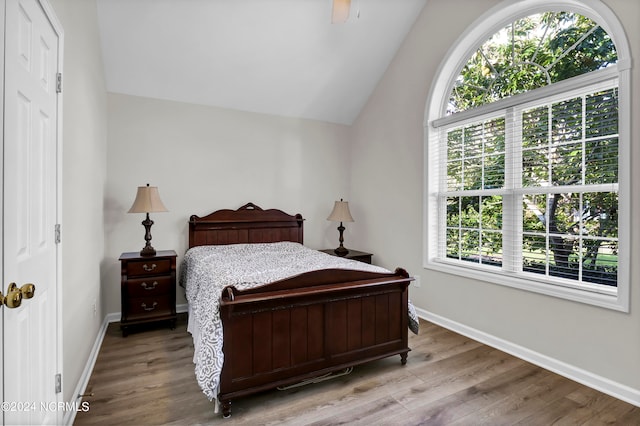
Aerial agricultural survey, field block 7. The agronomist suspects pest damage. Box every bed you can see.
[180,202,414,417]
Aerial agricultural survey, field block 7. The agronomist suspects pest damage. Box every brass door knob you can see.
[21,283,35,299]
[4,284,22,308]
[1,283,36,309]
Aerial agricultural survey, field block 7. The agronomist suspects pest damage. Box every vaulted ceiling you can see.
[96,0,427,124]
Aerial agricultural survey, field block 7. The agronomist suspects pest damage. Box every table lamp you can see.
[127,183,168,256]
[327,198,354,256]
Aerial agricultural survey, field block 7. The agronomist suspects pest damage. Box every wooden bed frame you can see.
[188,202,413,417]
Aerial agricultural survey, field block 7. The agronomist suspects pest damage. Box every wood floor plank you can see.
[73,314,640,425]
[450,368,582,425]
[397,362,544,424]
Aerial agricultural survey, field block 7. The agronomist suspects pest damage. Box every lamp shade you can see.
[127,184,168,214]
[331,0,351,23]
[327,199,354,223]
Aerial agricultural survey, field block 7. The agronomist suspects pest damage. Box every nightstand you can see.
[119,250,177,336]
[320,248,373,264]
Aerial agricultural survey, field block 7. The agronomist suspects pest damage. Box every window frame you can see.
[424,0,631,312]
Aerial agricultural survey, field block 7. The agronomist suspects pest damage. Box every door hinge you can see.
[55,224,61,244]
[56,73,62,93]
[55,373,62,393]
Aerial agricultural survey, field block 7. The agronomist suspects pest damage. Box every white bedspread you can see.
[179,241,412,401]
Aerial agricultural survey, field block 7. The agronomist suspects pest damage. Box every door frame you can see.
[1,0,64,417]
[0,0,5,411]
[40,0,65,409]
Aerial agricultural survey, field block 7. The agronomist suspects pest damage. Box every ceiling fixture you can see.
[332,0,351,23]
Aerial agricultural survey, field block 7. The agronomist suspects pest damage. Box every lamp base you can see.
[333,222,349,256]
[140,213,157,256]
[140,244,157,257]
[333,246,349,256]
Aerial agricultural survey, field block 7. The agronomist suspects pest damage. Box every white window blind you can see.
[435,78,619,293]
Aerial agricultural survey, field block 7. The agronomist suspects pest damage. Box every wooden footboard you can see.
[218,268,413,417]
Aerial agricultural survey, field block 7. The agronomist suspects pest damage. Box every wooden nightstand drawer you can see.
[126,297,172,320]
[127,259,171,277]
[127,276,172,298]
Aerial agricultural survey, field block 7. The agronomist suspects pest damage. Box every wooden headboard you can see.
[188,202,304,248]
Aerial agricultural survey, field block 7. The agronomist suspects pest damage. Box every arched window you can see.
[425,0,631,311]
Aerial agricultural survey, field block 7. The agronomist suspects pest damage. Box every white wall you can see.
[350,0,640,401]
[104,93,352,313]
[48,0,108,405]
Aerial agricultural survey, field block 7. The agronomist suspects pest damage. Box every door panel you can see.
[3,0,60,424]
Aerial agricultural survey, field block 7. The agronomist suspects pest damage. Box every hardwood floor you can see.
[73,314,640,425]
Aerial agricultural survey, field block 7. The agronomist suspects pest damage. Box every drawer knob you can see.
[141,302,158,311]
[141,281,158,290]
[142,263,157,272]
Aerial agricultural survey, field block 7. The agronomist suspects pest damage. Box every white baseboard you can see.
[63,314,112,426]
[415,307,640,408]
[63,303,190,425]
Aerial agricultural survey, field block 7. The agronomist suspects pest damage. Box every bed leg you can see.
[400,352,408,365]
[221,400,231,418]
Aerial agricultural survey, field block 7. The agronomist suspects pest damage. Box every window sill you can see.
[424,259,628,312]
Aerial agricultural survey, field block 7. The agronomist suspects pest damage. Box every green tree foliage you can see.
[449,12,617,114]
